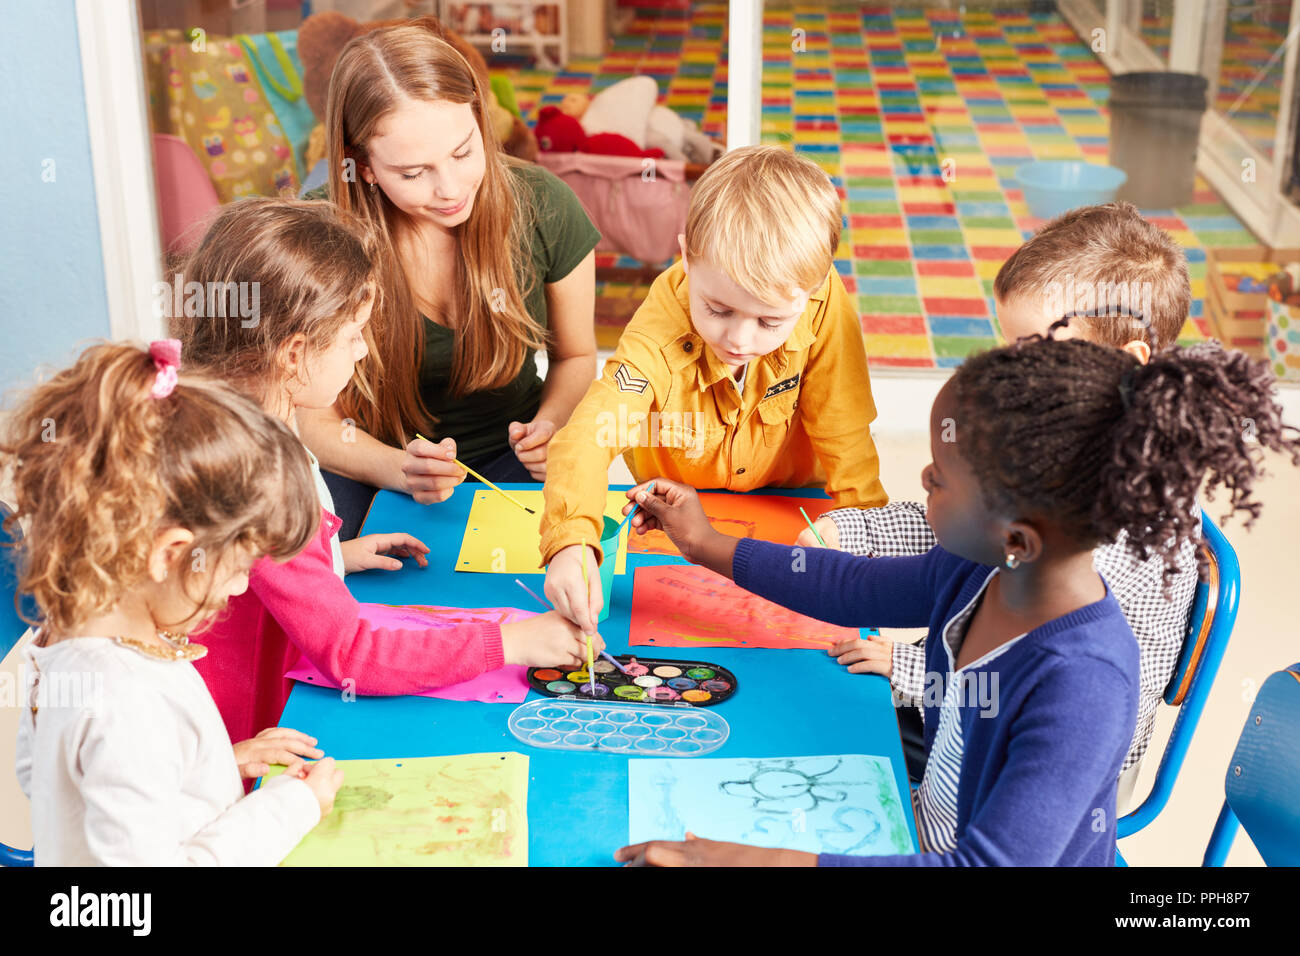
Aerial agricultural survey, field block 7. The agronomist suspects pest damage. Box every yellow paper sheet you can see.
[455,488,630,574]
[266,753,528,867]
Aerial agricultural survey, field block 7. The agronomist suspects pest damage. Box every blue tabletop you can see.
[280,484,919,865]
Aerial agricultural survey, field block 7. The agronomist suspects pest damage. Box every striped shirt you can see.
[914,568,1027,852]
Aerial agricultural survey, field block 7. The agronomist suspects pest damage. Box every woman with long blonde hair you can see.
[300,17,600,537]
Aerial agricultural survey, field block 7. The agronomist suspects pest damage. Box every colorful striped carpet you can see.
[506,3,1259,368]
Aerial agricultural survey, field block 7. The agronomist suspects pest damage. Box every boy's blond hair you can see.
[994,201,1191,352]
[684,145,841,305]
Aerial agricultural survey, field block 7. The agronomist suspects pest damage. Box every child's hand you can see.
[623,479,714,563]
[401,435,465,504]
[232,727,324,779]
[544,544,604,634]
[615,832,816,867]
[830,635,893,676]
[507,419,556,481]
[795,515,839,549]
[301,757,345,817]
[501,610,605,668]
[340,532,430,573]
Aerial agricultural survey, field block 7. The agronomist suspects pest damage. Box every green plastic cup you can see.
[597,515,620,623]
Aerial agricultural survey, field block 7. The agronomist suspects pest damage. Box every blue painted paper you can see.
[628,755,915,857]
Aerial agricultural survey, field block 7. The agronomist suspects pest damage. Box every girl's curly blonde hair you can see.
[1,342,319,636]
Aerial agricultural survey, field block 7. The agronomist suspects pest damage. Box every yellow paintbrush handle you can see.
[412,435,534,515]
[581,539,595,688]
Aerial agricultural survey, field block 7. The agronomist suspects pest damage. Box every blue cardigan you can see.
[731,538,1140,866]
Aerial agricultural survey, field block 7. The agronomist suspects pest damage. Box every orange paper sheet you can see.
[627,493,837,556]
[628,564,858,650]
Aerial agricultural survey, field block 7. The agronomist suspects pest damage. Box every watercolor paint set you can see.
[526,655,738,706]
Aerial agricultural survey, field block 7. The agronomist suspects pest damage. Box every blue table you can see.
[280,484,919,865]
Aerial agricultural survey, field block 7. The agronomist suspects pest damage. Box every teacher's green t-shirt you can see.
[306,162,600,462]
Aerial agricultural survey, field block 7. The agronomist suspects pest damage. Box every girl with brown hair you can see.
[3,341,343,864]
[301,17,601,538]
[171,197,599,747]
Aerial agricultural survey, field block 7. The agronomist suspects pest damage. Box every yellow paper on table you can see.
[265,753,528,867]
[456,489,630,574]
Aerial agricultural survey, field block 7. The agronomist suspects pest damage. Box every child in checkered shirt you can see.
[799,202,1199,807]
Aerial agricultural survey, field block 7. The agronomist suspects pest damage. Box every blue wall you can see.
[0,0,111,404]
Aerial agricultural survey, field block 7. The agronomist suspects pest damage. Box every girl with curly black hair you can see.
[612,335,1299,866]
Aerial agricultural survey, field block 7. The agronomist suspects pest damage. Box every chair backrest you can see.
[0,503,35,663]
[151,133,220,257]
[1117,511,1241,838]
[0,504,36,865]
[1203,664,1300,866]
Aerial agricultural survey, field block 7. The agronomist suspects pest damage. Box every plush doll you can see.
[534,106,664,159]
[558,77,723,165]
[297,11,538,162]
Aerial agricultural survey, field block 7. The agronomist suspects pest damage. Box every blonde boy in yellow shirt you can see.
[541,145,888,632]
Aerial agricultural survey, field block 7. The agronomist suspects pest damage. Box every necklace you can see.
[112,629,208,661]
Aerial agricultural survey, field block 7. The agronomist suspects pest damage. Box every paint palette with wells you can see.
[507,698,731,756]
[525,655,738,706]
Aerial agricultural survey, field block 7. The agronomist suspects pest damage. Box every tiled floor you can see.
[506,2,1261,368]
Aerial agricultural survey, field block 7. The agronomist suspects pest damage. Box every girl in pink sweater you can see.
[171,198,601,744]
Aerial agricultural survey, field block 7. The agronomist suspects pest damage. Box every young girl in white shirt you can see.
[2,340,344,865]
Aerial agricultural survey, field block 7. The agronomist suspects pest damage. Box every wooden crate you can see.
[1202,245,1300,358]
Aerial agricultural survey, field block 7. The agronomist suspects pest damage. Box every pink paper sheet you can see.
[284,603,535,704]
[629,565,858,650]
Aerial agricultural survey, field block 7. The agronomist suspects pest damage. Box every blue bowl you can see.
[1014,160,1128,219]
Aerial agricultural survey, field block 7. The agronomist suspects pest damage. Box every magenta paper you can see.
[284,603,535,704]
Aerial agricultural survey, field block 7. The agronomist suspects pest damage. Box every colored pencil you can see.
[414,433,534,514]
[799,506,827,547]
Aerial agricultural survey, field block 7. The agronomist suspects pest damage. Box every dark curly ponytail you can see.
[952,330,1300,584]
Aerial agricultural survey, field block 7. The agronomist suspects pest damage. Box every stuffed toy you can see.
[534,106,664,159]
[297,11,538,162]
[557,77,722,165]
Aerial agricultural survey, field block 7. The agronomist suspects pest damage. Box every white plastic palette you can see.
[507,698,730,756]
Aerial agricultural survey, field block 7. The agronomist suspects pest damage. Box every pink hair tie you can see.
[149,339,182,399]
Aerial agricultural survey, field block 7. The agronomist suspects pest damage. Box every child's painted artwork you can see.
[284,604,533,703]
[268,753,529,866]
[628,755,914,857]
[456,489,631,574]
[628,564,858,650]
[627,493,835,556]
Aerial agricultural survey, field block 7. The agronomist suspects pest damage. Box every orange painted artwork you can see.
[628,564,858,650]
[626,493,838,556]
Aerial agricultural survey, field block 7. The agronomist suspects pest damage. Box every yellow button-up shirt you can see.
[539,260,888,564]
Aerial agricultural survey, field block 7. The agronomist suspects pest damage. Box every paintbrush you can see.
[615,480,656,537]
[514,578,628,675]
[799,505,827,547]
[579,540,596,693]
[414,433,535,515]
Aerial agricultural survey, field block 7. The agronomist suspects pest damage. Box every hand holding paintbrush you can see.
[624,478,739,578]
[401,434,466,505]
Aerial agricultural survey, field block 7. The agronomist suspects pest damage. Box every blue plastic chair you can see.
[1115,511,1241,866]
[1203,663,1300,866]
[0,503,35,866]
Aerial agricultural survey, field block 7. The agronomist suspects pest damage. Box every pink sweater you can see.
[194,506,505,744]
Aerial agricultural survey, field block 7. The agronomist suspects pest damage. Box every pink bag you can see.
[152,134,221,256]
[537,152,691,266]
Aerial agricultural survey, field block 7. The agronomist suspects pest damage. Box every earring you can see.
[1004,554,1020,570]
[368,180,377,194]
